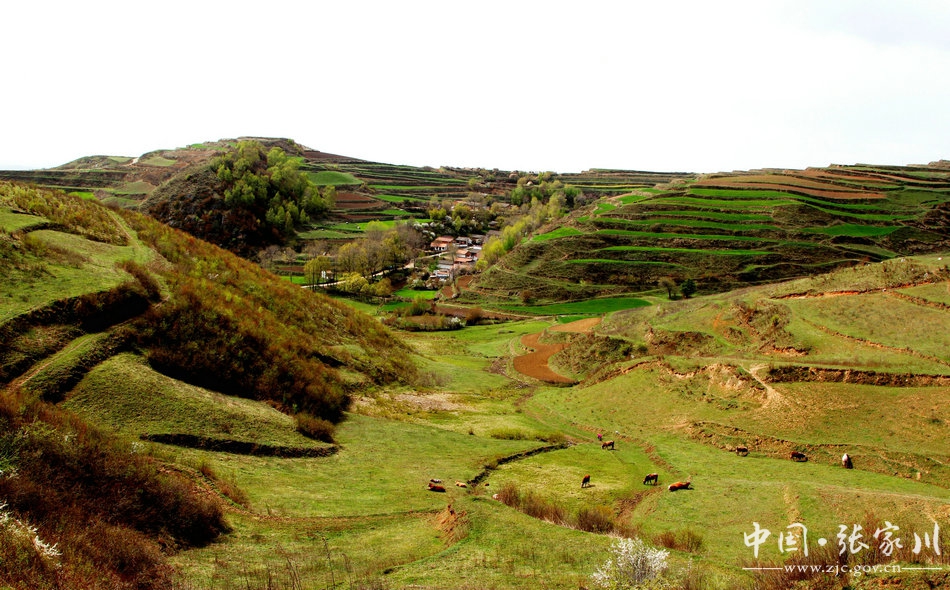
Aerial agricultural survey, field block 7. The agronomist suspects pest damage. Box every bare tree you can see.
[658,277,677,299]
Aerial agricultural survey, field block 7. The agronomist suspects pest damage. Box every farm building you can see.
[430,236,455,252]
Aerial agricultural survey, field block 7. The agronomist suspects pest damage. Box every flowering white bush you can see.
[591,537,670,590]
[0,502,61,561]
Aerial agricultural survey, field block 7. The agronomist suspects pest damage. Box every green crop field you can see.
[394,287,439,299]
[139,155,177,167]
[600,245,773,256]
[308,170,361,186]
[897,281,950,306]
[495,296,651,316]
[0,207,48,232]
[594,228,777,243]
[596,217,781,233]
[529,227,584,242]
[114,180,155,195]
[650,195,800,209]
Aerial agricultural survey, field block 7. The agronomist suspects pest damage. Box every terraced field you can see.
[471,163,950,303]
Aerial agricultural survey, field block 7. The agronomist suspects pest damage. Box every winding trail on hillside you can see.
[2,335,91,396]
[747,363,788,409]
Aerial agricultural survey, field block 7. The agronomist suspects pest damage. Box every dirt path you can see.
[748,363,787,409]
[512,318,601,383]
[512,332,574,384]
[3,335,90,395]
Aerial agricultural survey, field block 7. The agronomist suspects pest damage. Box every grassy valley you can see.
[2,143,950,590]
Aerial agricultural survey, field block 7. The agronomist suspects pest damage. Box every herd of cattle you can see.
[427,439,856,494]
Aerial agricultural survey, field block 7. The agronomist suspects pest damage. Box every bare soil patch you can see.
[512,332,575,384]
[549,317,601,333]
[333,192,386,209]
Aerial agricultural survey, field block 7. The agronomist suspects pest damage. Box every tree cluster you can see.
[212,140,330,235]
[332,221,424,280]
[476,195,566,271]
[148,141,334,257]
[509,173,581,208]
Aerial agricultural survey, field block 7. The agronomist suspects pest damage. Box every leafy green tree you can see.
[680,278,697,298]
[373,277,394,297]
[210,140,327,237]
[339,272,368,294]
[336,242,369,276]
[304,255,332,288]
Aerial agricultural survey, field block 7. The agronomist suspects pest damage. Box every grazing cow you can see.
[842,453,853,469]
[668,481,691,492]
[581,474,591,488]
[790,451,807,462]
[455,481,468,488]
[736,446,749,456]
[427,482,446,492]
[643,473,659,485]
[602,440,615,450]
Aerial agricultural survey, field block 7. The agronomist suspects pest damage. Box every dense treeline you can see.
[212,140,329,230]
[148,140,332,257]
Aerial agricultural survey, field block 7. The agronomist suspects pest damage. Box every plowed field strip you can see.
[512,332,574,384]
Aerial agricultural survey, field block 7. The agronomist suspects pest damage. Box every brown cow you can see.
[842,453,853,469]
[602,440,615,450]
[643,473,659,485]
[668,481,691,491]
[581,474,591,488]
[455,481,468,488]
[790,451,807,462]
[736,446,749,456]
[427,482,446,492]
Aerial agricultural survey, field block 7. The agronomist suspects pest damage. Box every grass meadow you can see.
[307,170,361,186]
[5,179,950,588]
[0,224,154,323]
[163,279,950,587]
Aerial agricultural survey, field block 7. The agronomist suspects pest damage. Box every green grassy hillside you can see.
[3,156,950,589]
[472,164,950,303]
[0,181,422,588]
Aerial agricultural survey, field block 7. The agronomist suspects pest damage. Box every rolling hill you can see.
[2,142,950,589]
[0,181,421,588]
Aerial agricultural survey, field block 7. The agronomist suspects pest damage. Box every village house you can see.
[453,246,480,271]
[429,236,455,252]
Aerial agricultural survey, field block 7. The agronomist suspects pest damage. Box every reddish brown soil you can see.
[512,332,574,384]
[332,192,386,209]
[512,319,600,383]
[549,317,602,333]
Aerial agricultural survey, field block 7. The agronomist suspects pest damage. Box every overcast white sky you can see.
[2,0,949,173]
